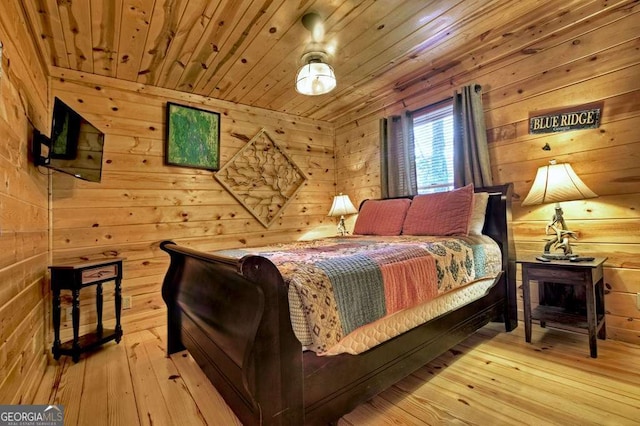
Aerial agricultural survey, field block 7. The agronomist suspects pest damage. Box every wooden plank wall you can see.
[48,68,336,338]
[0,0,50,403]
[334,2,640,344]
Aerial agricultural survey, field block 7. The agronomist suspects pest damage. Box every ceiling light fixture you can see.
[295,13,336,96]
[295,51,336,96]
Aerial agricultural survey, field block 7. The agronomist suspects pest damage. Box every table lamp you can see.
[521,159,597,259]
[328,193,358,236]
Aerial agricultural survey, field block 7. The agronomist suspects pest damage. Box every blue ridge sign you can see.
[529,102,603,134]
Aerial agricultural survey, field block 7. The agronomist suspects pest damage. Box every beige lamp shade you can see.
[328,194,357,217]
[521,160,597,206]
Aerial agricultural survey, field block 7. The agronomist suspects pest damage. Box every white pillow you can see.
[469,192,489,235]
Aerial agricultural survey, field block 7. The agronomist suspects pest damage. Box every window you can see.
[412,100,454,194]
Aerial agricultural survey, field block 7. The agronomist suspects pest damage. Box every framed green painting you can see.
[165,102,220,170]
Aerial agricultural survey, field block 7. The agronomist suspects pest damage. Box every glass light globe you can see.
[295,61,336,95]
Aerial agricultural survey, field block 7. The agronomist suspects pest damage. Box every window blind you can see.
[412,101,454,194]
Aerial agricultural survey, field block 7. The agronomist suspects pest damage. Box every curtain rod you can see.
[411,95,454,115]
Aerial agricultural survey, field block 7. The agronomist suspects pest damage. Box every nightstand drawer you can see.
[525,265,590,284]
[82,264,119,284]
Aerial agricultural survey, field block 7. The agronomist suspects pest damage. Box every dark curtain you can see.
[453,84,493,187]
[380,112,417,198]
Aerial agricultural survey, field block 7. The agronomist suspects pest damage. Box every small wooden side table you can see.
[50,258,124,362]
[519,257,607,358]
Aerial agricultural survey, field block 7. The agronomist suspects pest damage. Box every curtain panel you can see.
[453,84,493,187]
[379,112,417,198]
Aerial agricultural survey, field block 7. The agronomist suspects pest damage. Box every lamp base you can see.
[542,204,579,259]
[541,253,579,260]
[336,216,349,236]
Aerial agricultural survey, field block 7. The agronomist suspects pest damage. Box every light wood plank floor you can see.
[32,322,640,425]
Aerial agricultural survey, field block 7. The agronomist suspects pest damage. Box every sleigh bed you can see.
[160,183,516,425]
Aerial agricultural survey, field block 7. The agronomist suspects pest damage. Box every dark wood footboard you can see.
[160,183,516,425]
[160,242,304,425]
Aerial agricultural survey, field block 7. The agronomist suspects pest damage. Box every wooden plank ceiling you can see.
[23,0,564,122]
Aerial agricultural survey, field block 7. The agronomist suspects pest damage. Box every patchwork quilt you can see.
[215,235,501,354]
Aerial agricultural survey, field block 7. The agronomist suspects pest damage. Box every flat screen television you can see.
[32,97,105,182]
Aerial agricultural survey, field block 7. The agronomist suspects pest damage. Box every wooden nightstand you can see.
[50,258,124,362]
[519,257,607,358]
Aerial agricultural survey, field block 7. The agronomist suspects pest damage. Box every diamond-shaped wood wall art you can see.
[215,129,308,228]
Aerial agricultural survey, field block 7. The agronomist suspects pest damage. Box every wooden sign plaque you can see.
[529,102,603,134]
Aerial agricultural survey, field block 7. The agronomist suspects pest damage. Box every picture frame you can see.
[165,102,220,170]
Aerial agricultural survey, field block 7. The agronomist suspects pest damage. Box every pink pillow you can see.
[353,199,412,236]
[402,184,474,236]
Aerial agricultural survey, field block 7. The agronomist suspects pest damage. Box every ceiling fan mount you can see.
[301,12,322,32]
[296,12,336,96]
